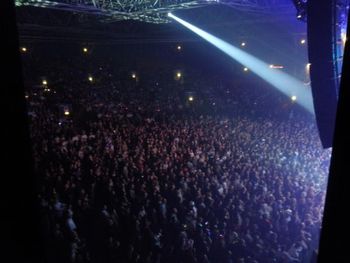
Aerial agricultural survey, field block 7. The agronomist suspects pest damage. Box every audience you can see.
[23,49,330,263]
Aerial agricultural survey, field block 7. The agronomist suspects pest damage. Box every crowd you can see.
[22,47,330,263]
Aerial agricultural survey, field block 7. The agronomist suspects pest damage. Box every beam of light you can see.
[168,13,314,114]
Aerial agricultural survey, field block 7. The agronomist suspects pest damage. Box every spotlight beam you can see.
[168,13,314,114]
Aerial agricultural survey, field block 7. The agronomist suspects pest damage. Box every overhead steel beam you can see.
[15,0,293,23]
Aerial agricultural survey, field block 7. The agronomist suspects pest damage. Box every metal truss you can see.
[15,0,293,24]
[15,0,218,23]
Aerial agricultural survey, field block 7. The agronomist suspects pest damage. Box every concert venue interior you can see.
[4,0,349,262]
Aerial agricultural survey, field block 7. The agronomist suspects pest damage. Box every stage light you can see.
[300,39,306,44]
[177,72,182,78]
[64,110,70,116]
[188,96,194,101]
[341,32,347,45]
[25,95,29,99]
[291,95,297,101]
[88,76,93,82]
[269,64,284,69]
[295,6,307,21]
[241,42,246,47]
[306,63,311,73]
[21,47,27,52]
[177,45,182,50]
[83,47,88,53]
[244,67,248,71]
[132,73,136,79]
[169,14,314,113]
[42,80,47,85]
[168,12,172,17]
